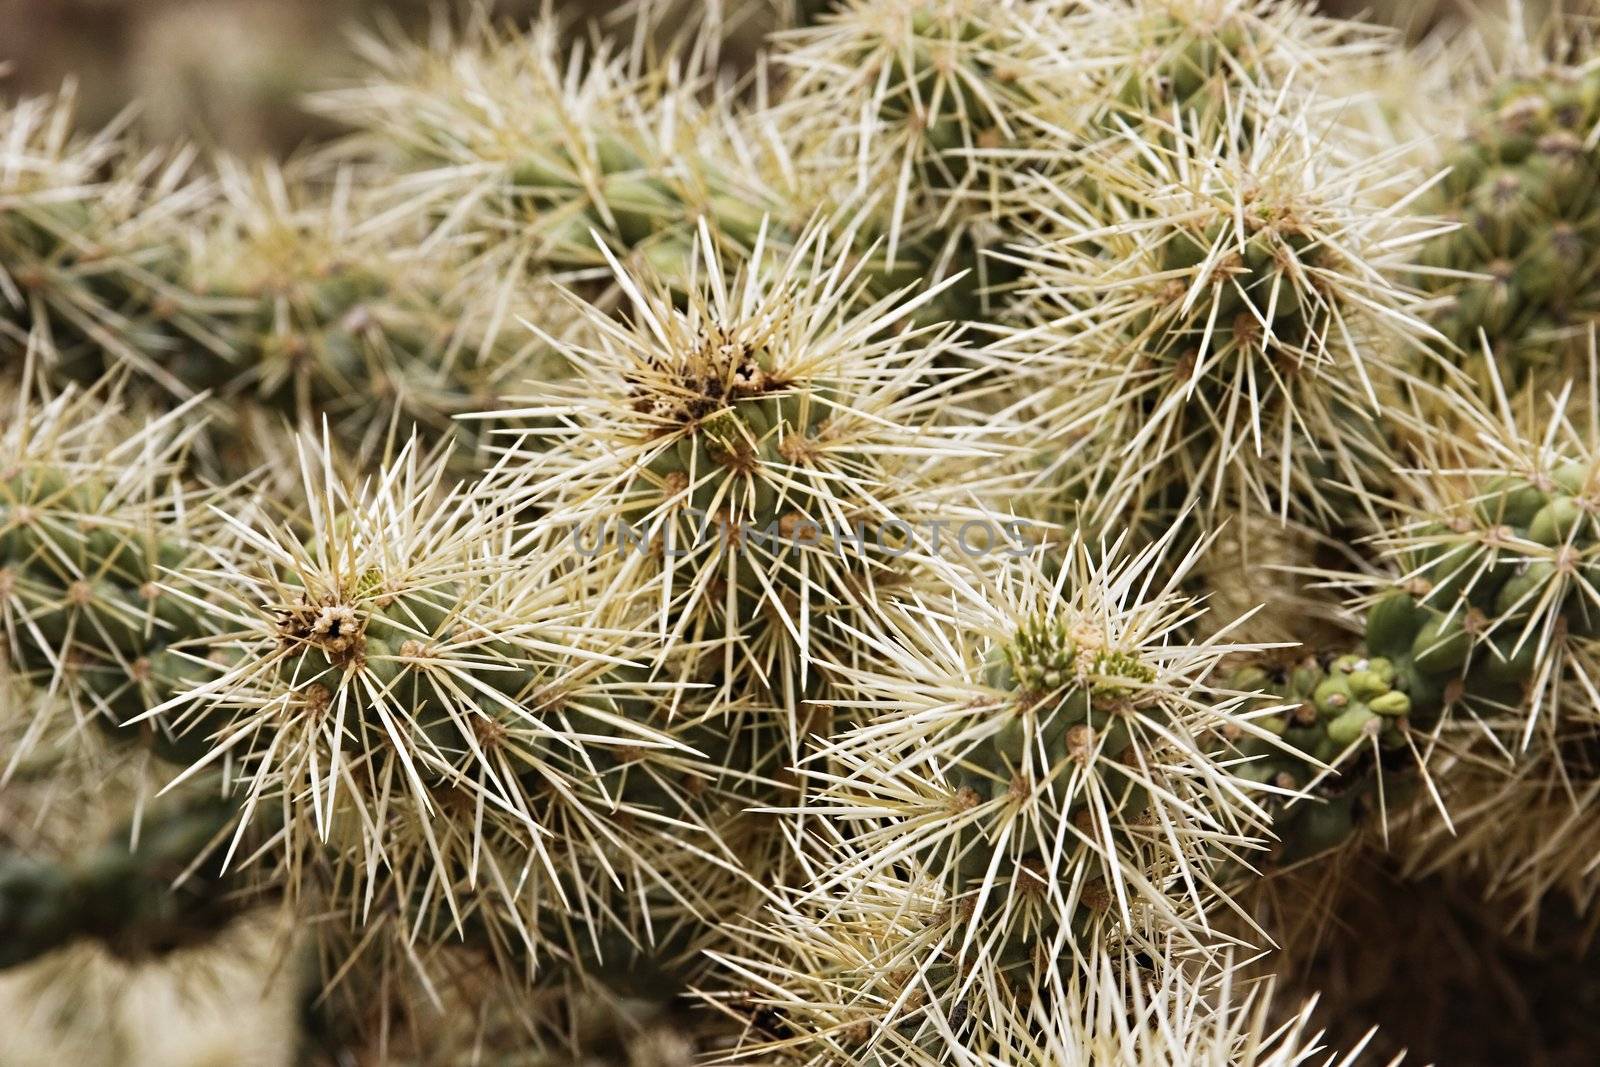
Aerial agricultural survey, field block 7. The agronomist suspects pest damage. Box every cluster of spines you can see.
[146,437,791,995]
[170,160,545,468]
[767,0,1054,315]
[744,531,1280,1060]
[306,14,774,291]
[490,221,1011,712]
[0,382,260,983]
[0,92,555,473]
[710,878,1379,1067]
[992,69,1431,540]
[0,89,210,389]
[0,5,1376,1062]
[0,380,225,765]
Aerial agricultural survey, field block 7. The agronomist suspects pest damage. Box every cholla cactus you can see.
[171,159,548,467]
[775,0,1050,216]
[1217,357,1600,876]
[491,220,1012,711]
[0,671,267,1029]
[711,864,1387,1066]
[12,3,1600,1065]
[0,788,240,969]
[769,0,1054,310]
[1222,651,1414,870]
[994,92,1431,534]
[308,13,771,289]
[707,862,1016,1065]
[1024,0,1393,165]
[0,911,299,1067]
[1415,42,1600,391]
[0,90,205,391]
[0,375,223,766]
[997,949,1394,1067]
[146,439,762,990]
[1364,365,1600,740]
[1394,725,1600,935]
[1344,360,1600,933]
[805,532,1272,998]
[303,925,706,1067]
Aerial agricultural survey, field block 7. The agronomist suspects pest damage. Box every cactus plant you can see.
[0,90,205,392]
[8,4,1600,1066]
[768,0,1055,315]
[0,377,226,765]
[166,159,555,468]
[1214,361,1600,881]
[790,530,1274,1050]
[714,870,1384,1066]
[1071,0,1391,135]
[307,13,773,292]
[992,90,1432,537]
[490,219,1014,713]
[1416,58,1600,392]
[143,439,768,982]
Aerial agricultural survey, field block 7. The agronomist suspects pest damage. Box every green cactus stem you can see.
[1417,64,1600,391]
[1224,457,1600,868]
[0,791,242,969]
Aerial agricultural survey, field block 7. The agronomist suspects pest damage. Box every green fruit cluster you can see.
[0,795,238,968]
[987,616,1155,733]
[1418,66,1600,390]
[1226,461,1600,866]
[1373,459,1600,686]
[1227,654,1412,867]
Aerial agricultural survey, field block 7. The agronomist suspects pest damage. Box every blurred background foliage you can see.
[0,0,551,155]
[0,0,1572,158]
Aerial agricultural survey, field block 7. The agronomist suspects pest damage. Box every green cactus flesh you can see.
[942,616,1162,962]
[1418,66,1600,389]
[1108,15,1257,136]
[0,794,240,968]
[0,188,190,387]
